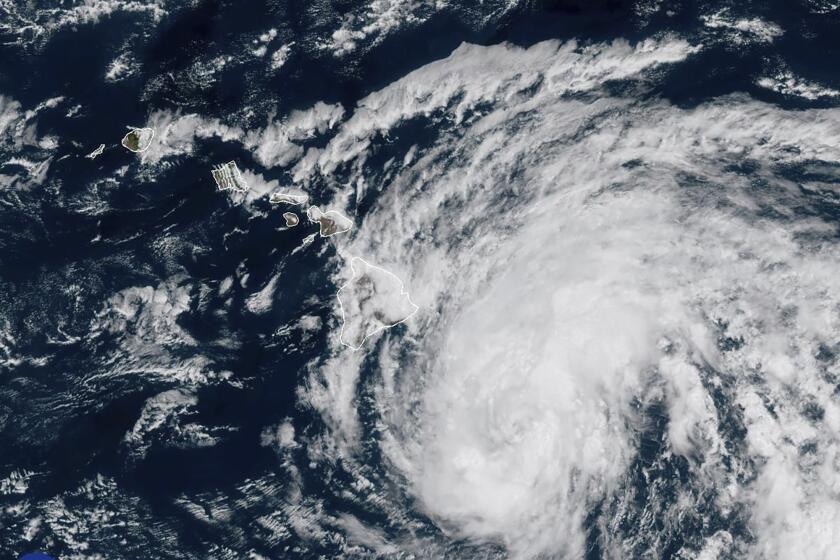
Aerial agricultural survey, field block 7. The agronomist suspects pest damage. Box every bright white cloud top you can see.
[296,36,840,559]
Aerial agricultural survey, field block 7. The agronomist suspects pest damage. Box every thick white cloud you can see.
[137,102,345,181]
[0,95,62,189]
[140,111,243,165]
[122,388,198,459]
[757,69,840,100]
[295,35,840,558]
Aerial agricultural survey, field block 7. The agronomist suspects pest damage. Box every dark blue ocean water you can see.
[2,1,840,558]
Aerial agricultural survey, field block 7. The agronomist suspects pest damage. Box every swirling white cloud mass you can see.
[5,9,840,556]
[297,36,840,558]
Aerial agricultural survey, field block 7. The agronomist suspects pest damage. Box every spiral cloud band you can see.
[298,36,840,559]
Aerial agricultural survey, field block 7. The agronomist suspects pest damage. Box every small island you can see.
[306,205,353,237]
[121,127,155,153]
[283,212,299,227]
[211,161,249,193]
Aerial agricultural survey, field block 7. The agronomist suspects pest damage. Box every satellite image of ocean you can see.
[3,1,840,558]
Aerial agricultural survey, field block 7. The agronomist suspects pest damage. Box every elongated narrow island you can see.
[85,144,105,159]
[269,191,308,205]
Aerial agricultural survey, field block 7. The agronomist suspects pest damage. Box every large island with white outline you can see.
[337,257,418,350]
